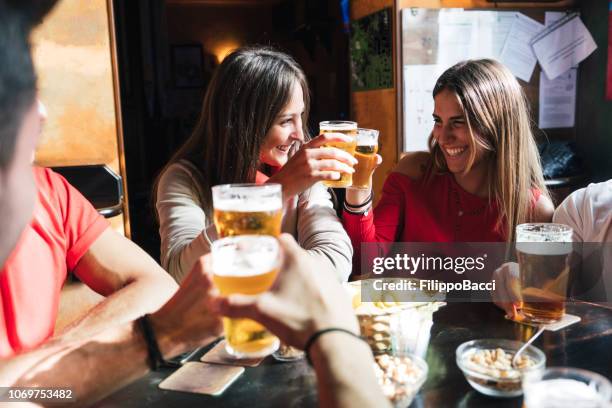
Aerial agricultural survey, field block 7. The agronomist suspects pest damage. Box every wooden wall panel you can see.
[351,0,397,204]
[352,89,398,198]
[30,0,129,236]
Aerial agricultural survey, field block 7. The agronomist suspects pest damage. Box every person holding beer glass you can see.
[155,47,355,283]
[343,59,554,276]
[495,180,612,319]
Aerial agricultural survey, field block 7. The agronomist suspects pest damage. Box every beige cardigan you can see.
[156,160,353,283]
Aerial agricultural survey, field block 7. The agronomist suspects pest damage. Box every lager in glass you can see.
[212,183,282,237]
[319,120,358,188]
[211,235,280,358]
[352,128,379,189]
[516,223,573,324]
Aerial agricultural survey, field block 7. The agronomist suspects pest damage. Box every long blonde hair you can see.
[427,59,549,242]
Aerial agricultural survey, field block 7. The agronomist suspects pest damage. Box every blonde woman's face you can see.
[432,88,487,174]
[259,82,305,168]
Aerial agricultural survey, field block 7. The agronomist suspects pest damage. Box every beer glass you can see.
[352,128,379,189]
[319,120,358,188]
[515,223,573,324]
[211,235,280,358]
[523,367,612,407]
[212,183,282,238]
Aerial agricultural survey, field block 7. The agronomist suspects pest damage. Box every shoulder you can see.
[553,180,612,225]
[157,161,202,199]
[532,192,554,222]
[393,151,431,181]
[33,167,86,208]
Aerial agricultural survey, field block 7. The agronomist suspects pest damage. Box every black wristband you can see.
[344,192,373,209]
[138,315,180,370]
[304,328,366,366]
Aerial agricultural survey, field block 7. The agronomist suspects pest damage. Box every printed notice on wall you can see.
[499,13,543,82]
[538,12,578,129]
[531,13,597,80]
[539,68,577,129]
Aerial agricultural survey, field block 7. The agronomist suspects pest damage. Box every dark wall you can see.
[577,0,612,182]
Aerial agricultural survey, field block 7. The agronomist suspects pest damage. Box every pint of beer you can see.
[516,223,573,324]
[211,235,280,358]
[319,120,358,188]
[352,128,379,189]
[212,183,282,238]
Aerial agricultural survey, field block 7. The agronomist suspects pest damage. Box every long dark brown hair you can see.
[427,59,549,242]
[155,46,310,209]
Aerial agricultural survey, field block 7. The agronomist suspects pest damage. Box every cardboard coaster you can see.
[200,340,265,367]
[506,313,581,331]
[159,362,244,396]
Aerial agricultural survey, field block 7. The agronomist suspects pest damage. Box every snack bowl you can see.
[456,339,546,398]
[373,352,428,407]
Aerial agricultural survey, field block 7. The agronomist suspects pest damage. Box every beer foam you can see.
[321,123,357,131]
[214,197,282,212]
[516,242,573,256]
[524,379,606,408]
[212,238,278,277]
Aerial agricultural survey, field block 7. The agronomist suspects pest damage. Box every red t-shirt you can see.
[0,167,109,357]
[343,172,540,275]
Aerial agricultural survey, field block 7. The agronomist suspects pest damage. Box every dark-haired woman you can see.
[155,47,355,282]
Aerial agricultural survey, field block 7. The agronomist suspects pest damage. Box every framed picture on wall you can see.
[171,44,205,88]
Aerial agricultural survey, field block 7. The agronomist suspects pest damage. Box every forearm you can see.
[311,333,388,408]
[0,321,150,406]
[60,273,177,341]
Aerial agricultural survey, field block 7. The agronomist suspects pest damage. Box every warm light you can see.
[213,41,240,63]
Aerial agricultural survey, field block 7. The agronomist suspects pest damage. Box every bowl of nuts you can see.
[456,339,546,398]
[373,352,428,407]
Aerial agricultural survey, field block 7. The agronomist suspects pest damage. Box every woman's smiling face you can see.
[259,82,305,168]
[432,88,487,174]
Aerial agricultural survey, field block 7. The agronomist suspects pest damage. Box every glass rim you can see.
[525,366,612,398]
[516,223,573,237]
[211,235,280,275]
[357,127,380,134]
[211,234,279,248]
[212,183,282,194]
[538,367,612,383]
[319,120,358,130]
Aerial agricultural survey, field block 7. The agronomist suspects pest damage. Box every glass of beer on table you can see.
[211,235,280,358]
[352,128,379,189]
[319,120,358,188]
[212,183,282,237]
[515,223,573,324]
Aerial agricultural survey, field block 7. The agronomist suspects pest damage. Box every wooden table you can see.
[94,302,612,407]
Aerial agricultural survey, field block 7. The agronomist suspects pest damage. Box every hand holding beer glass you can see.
[515,223,573,324]
[319,121,358,188]
[212,184,283,237]
[211,235,281,358]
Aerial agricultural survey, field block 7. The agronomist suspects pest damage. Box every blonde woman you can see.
[343,59,554,273]
[155,47,354,283]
